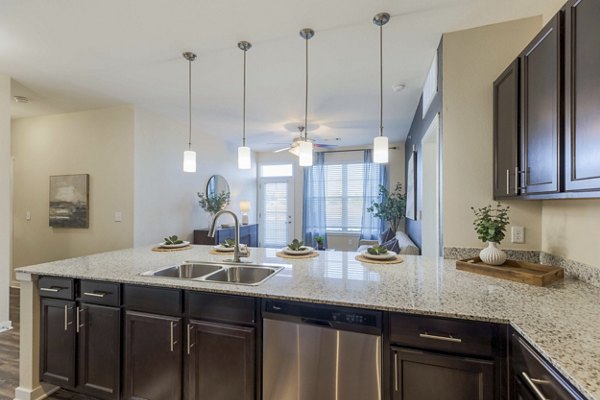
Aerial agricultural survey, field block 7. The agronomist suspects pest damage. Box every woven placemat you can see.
[355,254,404,264]
[276,251,320,259]
[152,245,193,252]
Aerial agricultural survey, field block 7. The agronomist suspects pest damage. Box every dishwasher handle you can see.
[301,317,334,328]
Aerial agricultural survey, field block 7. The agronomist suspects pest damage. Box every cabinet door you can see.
[564,0,600,191]
[77,304,121,400]
[494,60,520,198]
[124,311,182,400]
[185,320,255,400]
[391,347,494,400]
[40,298,76,388]
[521,14,562,195]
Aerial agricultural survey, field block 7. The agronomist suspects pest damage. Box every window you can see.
[319,163,381,233]
[260,164,293,177]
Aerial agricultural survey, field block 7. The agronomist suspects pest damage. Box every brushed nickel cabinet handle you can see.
[76,307,85,333]
[41,287,62,293]
[187,324,195,355]
[419,332,462,343]
[521,371,548,400]
[83,291,107,298]
[170,321,178,352]
[63,305,73,331]
[506,169,510,195]
[393,352,399,392]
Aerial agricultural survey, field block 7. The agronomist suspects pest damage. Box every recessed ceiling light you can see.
[13,95,30,103]
[392,83,406,92]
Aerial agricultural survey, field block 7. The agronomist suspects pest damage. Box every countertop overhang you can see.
[16,245,600,399]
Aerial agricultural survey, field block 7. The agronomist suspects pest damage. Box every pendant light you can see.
[237,41,252,170]
[182,51,197,172]
[373,13,390,164]
[299,28,314,167]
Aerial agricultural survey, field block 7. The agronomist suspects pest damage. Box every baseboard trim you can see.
[14,383,59,400]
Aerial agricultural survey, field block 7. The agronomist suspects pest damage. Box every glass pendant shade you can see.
[373,136,389,164]
[238,146,251,169]
[298,141,313,166]
[183,150,197,172]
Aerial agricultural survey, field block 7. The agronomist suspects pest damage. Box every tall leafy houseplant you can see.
[197,191,230,215]
[471,203,510,265]
[367,183,406,233]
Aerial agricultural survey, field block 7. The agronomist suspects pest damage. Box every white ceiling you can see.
[2,0,549,151]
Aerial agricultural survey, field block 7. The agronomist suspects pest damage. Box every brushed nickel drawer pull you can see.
[521,371,548,400]
[41,287,62,293]
[83,291,107,298]
[419,332,462,343]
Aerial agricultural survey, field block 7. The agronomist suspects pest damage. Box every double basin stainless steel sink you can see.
[141,261,284,286]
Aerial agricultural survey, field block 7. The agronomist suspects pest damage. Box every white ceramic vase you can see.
[479,242,507,265]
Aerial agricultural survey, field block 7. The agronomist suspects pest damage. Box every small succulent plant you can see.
[287,239,306,251]
[220,238,235,248]
[367,245,389,255]
[164,235,183,245]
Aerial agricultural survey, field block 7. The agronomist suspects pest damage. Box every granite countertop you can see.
[16,245,600,399]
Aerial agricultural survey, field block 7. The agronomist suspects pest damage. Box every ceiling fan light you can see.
[183,150,197,172]
[299,141,313,166]
[238,146,251,169]
[373,136,388,164]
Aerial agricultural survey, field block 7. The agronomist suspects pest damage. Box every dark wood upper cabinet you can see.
[123,310,183,400]
[77,303,121,400]
[564,0,600,191]
[493,60,520,199]
[521,13,563,195]
[391,347,494,400]
[185,319,255,400]
[40,298,77,388]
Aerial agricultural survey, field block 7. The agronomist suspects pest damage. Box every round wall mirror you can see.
[206,175,230,202]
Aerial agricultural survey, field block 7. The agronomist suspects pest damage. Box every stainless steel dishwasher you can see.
[262,300,382,400]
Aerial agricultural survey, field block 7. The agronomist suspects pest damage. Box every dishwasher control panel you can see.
[263,299,382,334]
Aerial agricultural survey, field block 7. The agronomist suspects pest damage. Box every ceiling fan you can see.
[272,126,338,155]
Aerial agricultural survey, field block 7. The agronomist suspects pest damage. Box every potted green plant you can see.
[366,183,406,233]
[197,190,230,226]
[471,203,510,265]
[314,235,325,250]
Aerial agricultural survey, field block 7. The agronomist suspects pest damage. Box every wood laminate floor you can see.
[0,288,98,400]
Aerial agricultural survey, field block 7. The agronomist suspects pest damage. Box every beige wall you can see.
[542,200,600,267]
[11,106,135,278]
[442,17,544,250]
[133,108,257,246]
[0,74,11,328]
[256,145,404,251]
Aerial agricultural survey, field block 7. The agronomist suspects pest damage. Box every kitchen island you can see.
[14,245,600,400]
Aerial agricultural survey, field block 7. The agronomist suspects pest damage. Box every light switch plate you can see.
[114,211,123,222]
[26,211,31,221]
[511,226,525,243]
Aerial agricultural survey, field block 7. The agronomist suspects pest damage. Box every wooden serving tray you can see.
[455,257,563,286]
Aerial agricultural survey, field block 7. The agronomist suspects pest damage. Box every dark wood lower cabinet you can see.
[124,311,183,400]
[41,298,77,388]
[77,304,121,400]
[185,319,255,400]
[391,347,494,400]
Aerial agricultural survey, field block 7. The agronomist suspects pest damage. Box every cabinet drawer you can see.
[511,333,584,399]
[390,313,494,357]
[123,285,182,315]
[39,277,74,300]
[186,291,256,325]
[78,280,121,307]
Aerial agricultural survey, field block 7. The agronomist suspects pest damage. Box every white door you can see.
[259,177,294,248]
[421,114,442,257]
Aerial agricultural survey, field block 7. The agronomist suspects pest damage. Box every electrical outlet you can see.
[511,226,525,244]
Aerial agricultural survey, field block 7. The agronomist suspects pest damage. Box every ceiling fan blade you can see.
[315,144,338,149]
[274,147,292,153]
